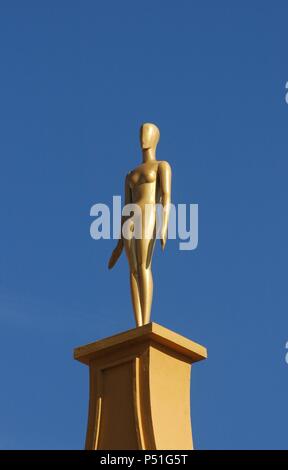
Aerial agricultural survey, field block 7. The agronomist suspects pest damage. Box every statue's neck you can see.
[142,148,156,163]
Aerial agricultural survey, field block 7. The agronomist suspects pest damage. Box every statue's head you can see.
[140,123,160,150]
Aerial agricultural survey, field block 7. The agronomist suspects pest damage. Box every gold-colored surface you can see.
[74,323,207,450]
[108,123,172,327]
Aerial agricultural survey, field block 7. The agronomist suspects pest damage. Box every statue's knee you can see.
[130,268,138,277]
[139,262,149,272]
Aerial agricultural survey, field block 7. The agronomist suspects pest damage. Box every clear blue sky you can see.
[0,1,287,450]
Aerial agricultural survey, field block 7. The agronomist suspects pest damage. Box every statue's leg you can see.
[124,234,142,327]
[138,263,153,325]
[135,208,156,325]
[130,270,142,327]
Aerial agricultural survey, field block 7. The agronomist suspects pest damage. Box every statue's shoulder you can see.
[127,162,142,175]
[158,160,171,172]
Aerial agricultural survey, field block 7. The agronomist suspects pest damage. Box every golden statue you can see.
[108,123,172,327]
[75,128,207,450]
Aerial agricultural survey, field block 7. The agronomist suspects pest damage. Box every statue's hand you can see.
[108,241,123,269]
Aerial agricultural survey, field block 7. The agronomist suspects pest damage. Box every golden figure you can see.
[108,123,172,327]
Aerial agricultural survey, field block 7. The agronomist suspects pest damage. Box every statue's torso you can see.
[128,161,161,205]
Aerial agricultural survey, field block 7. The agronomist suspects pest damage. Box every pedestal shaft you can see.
[74,323,207,450]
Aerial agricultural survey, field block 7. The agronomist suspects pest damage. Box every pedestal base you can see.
[74,322,207,450]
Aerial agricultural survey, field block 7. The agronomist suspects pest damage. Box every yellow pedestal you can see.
[74,322,207,450]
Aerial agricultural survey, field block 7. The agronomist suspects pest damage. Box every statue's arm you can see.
[108,174,131,269]
[158,161,172,250]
